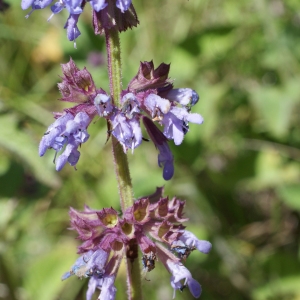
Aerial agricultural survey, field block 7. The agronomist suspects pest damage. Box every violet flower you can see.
[64,13,81,42]
[169,262,202,299]
[94,94,114,117]
[39,59,109,171]
[144,93,171,119]
[85,275,117,300]
[120,92,141,119]
[63,188,211,299]
[62,248,117,300]
[39,59,203,180]
[167,88,199,108]
[156,243,202,299]
[178,230,212,254]
[110,113,142,152]
[142,116,174,180]
[39,111,91,170]
[128,61,204,147]
[98,276,117,300]
[162,107,204,145]
[22,0,139,42]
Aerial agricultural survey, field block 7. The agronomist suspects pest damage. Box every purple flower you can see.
[61,251,93,280]
[144,93,170,118]
[120,93,141,119]
[39,59,203,180]
[169,262,202,299]
[85,250,114,300]
[89,0,107,12]
[65,189,211,299]
[127,61,203,150]
[167,88,199,108]
[178,230,212,254]
[98,275,117,300]
[49,0,64,14]
[156,243,202,299]
[61,249,108,281]
[39,111,91,171]
[157,142,174,181]
[94,94,114,117]
[39,113,72,156]
[86,277,102,300]
[86,275,117,300]
[142,116,174,180]
[110,113,142,152]
[115,0,130,13]
[22,0,139,41]
[161,107,203,145]
[62,249,117,300]
[64,0,83,14]
[64,14,81,44]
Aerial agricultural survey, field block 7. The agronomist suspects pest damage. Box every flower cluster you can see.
[62,188,211,299]
[21,0,138,42]
[39,59,203,180]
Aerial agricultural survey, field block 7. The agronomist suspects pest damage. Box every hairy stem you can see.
[105,28,122,108]
[126,258,143,300]
[105,27,133,211]
[105,27,143,300]
[111,135,134,212]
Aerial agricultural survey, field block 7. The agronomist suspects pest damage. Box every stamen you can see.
[53,151,58,164]
[73,28,77,49]
[25,9,34,18]
[47,13,54,22]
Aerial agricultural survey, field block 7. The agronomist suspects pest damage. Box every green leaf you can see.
[252,275,300,300]
[249,79,300,138]
[23,240,83,300]
[279,185,300,211]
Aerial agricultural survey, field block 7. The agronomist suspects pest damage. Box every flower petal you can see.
[116,0,131,12]
[180,230,212,254]
[187,277,202,298]
[64,14,81,41]
[21,0,34,9]
[90,0,107,12]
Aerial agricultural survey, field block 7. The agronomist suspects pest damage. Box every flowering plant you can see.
[39,59,203,180]
[20,0,212,298]
[62,190,211,299]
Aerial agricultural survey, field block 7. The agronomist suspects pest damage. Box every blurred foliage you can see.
[1,0,300,299]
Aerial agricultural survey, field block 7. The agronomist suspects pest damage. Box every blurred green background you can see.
[1,0,300,299]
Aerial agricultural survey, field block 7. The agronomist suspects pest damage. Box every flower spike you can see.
[62,190,211,299]
[39,59,203,179]
[22,0,139,41]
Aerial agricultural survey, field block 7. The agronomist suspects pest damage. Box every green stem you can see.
[105,28,143,300]
[105,27,133,211]
[126,258,143,300]
[105,28,122,108]
[111,135,134,212]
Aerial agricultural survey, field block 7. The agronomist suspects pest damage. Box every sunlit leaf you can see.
[279,185,300,211]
